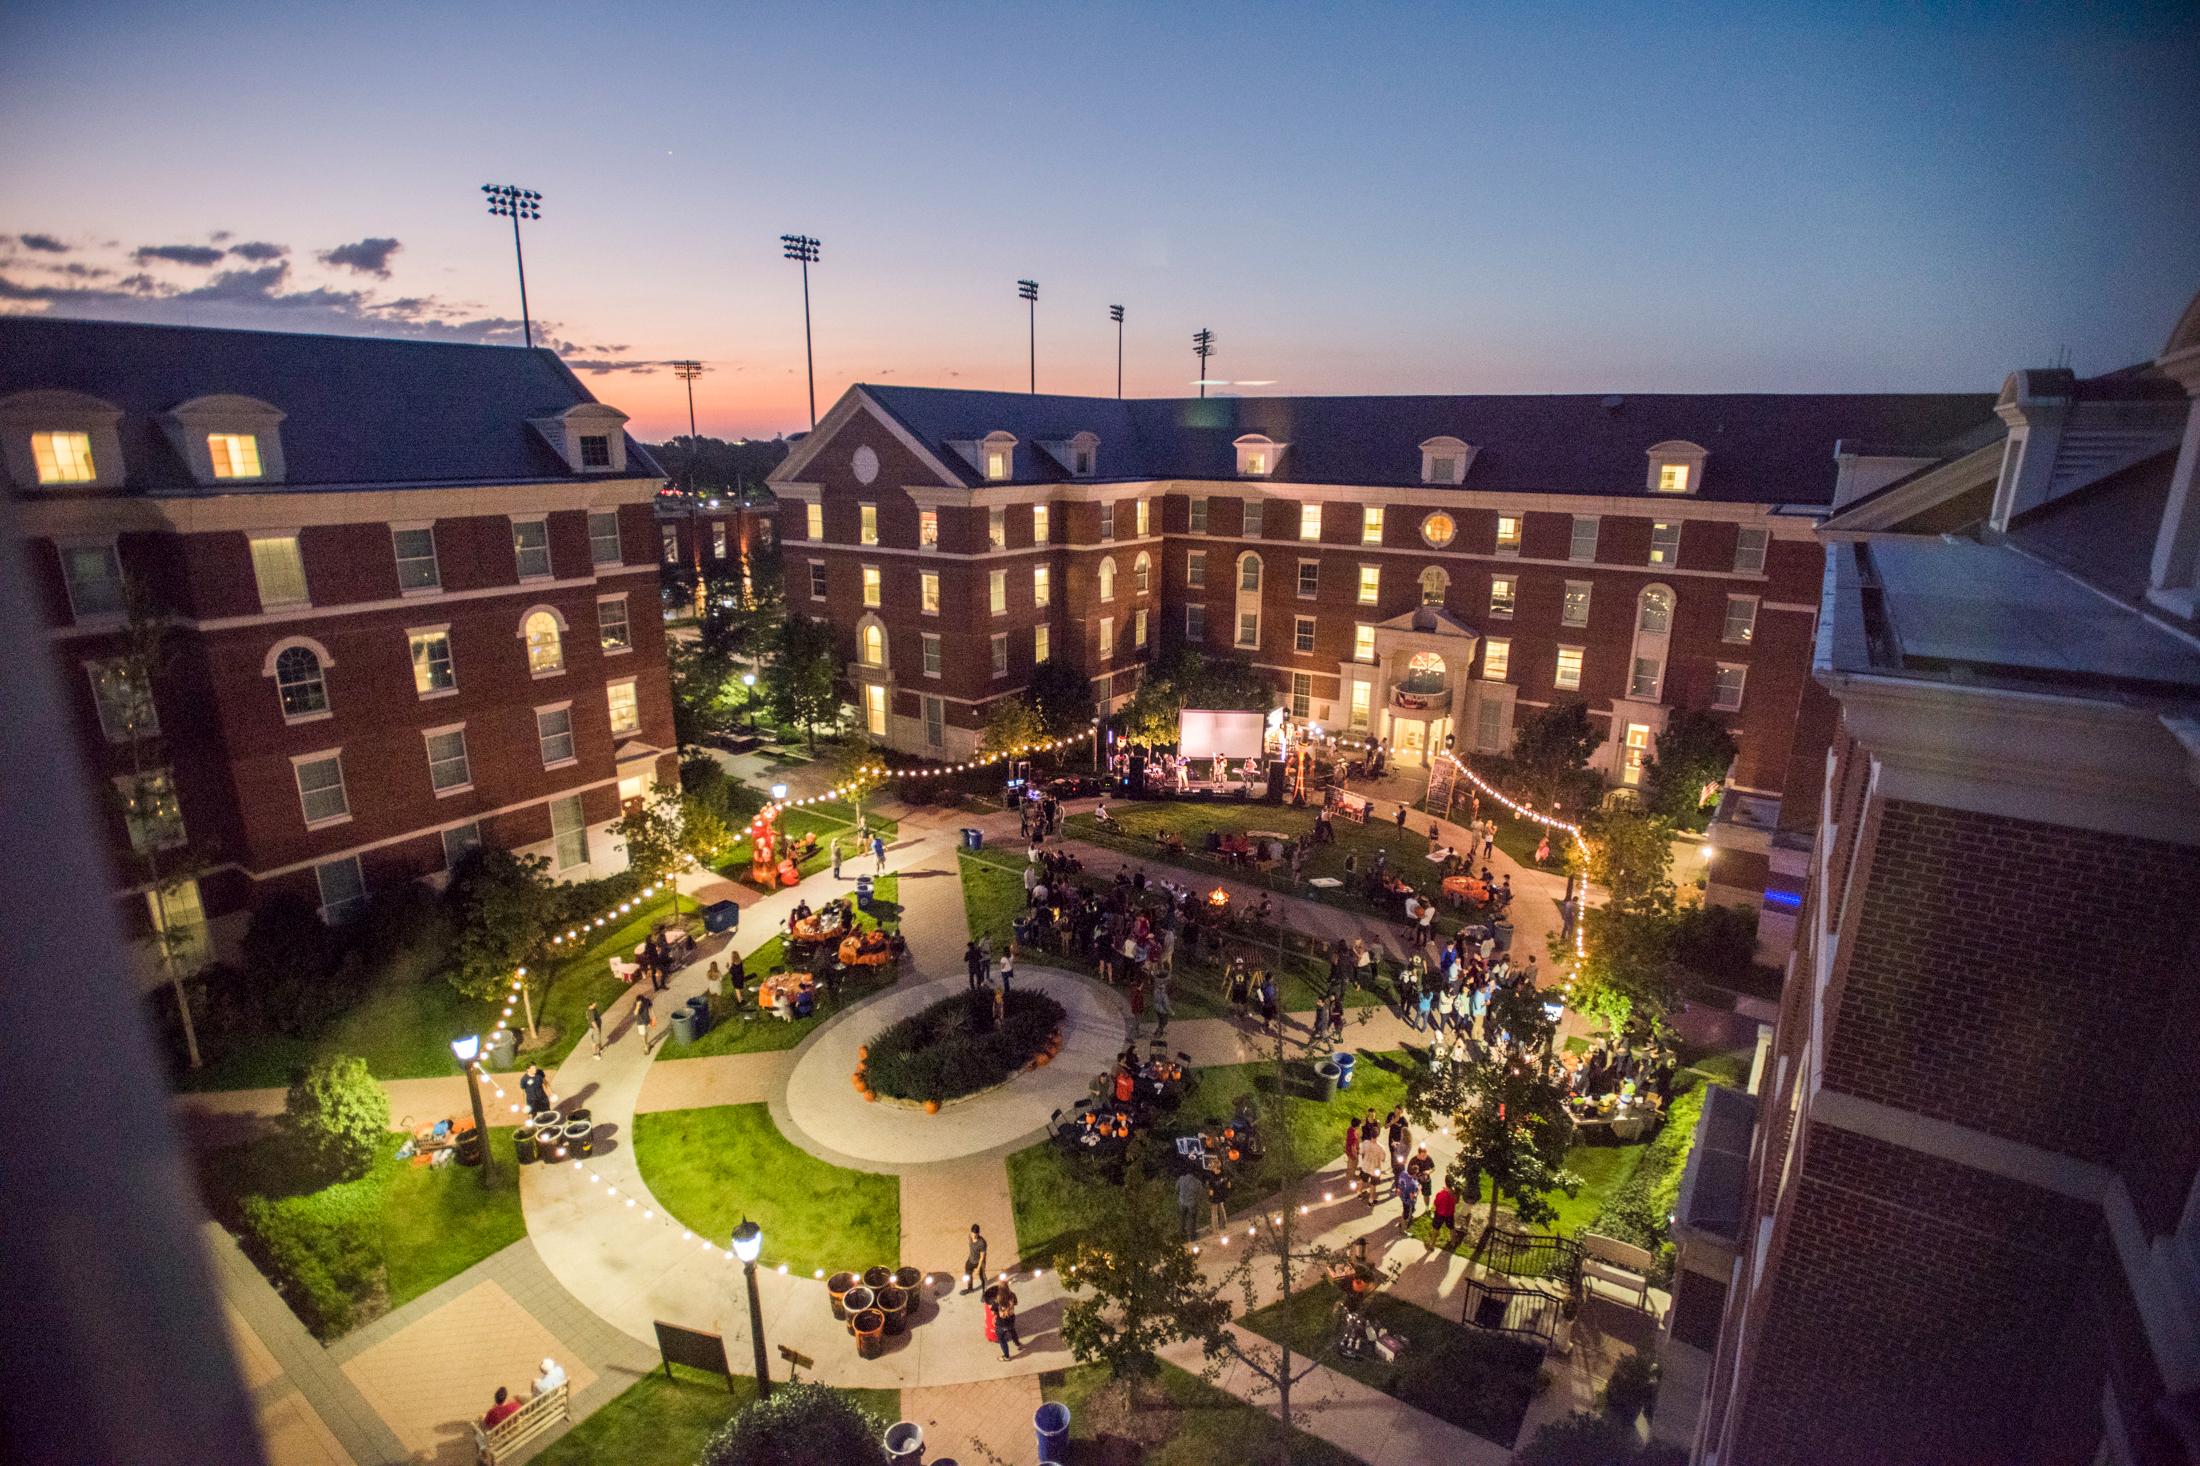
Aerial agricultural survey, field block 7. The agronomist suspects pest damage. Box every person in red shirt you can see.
[1430,1184,1459,1247]
[482,1387,522,1429]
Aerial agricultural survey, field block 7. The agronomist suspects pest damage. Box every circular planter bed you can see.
[862,989,1068,1107]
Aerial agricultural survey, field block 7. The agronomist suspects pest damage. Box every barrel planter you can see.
[513,1125,538,1165]
[852,1309,885,1359]
[893,1265,923,1294]
[828,1272,859,1321]
[877,1284,909,1335]
[843,1286,875,1327]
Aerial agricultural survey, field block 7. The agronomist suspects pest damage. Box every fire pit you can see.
[1207,888,1230,909]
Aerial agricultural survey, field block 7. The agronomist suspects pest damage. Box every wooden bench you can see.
[1579,1232,1654,1310]
[473,1382,569,1465]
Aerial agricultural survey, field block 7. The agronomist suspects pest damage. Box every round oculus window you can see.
[1420,511,1457,548]
[851,445,879,485]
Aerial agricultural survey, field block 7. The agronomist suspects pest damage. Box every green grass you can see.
[1408,1137,1649,1252]
[1240,1284,1544,1448]
[631,1104,900,1276]
[1008,1052,1419,1266]
[665,878,902,1057]
[532,1366,899,1466]
[717,804,901,885]
[1040,1360,1358,1466]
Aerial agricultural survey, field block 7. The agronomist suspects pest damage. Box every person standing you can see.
[872,832,887,873]
[1257,972,1279,1035]
[1357,1126,1387,1205]
[963,1224,989,1293]
[520,1065,549,1115]
[1396,1166,1421,1231]
[991,1282,1023,1358]
[635,990,656,1052]
[1343,1117,1361,1177]
[1177,1169,1204,1239]
[1309,996,1332,1050]
[965,941,983,991]
[1152,973,1172,1037]
[831,836,843,880]
[999,943,1015,995]
[1228,959,1251,1022]
[1431,1182,1459,1245]
[586,1002,606,1059]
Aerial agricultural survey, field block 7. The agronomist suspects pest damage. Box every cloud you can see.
[18,233,68,253]
[562,359,663,376]
[227,241,288,262]
[209,230,233,243]
[132,243,225,267]
[318,237,402,277]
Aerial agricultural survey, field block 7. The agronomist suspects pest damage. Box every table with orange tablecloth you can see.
[757,972,816,1010]
[789,912,845,945]
[838,932,894,968]
[1442,874,1491,907]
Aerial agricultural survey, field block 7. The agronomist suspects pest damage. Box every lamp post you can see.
[1193,328,1216,399]
[780,234,821,429]
[451,1034,493,1190]
[1018,279,1038,393]
[1109,304,1125,398]
[731,1219,771,1399]
[741,671,757,735]
[671,361,705,495]
[481,185,542,349]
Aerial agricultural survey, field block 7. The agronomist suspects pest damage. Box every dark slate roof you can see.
[859,383,1996,505]
[2006,447,2179,606]
[0,316,663,493]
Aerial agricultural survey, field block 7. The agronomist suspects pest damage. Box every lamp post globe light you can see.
[771,783,788,802]
[1109,304,1125,398]
[732,1219,772,1398]
[480,184,542,349]
[781,234,821,429]
[741,671,757,735]
[451,1034,493,1190]
[1018,279,1039,393]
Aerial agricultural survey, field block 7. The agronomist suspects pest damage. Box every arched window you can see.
[1098,556,1117,602]
[1238,552,1262,592]
[1400,651,1447,694]
[862,622,885,667]
[275,645,327,718]
[1637,586,1673,635]
[1134,552,1152,596]
[523,609,565,675]
[1419,566,1449,606]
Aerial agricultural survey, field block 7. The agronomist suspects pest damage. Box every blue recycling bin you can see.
[1334,1052,1357,1090]
[1034,1401,1071,1463]
[703,899,739,934]
[960,827,984,852]
[855,874,875,911]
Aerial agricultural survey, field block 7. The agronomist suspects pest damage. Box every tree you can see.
[1504,700,1606,816]
[1117,644,1269,746]
[612,787,692,919]
[1060,1162,1231,1394]
[1573,801,1684,1039]
[1026,657,1095,740]
[979,697,1047,759]
[679,794,735,869]
[822,739,883,827]
[700,1382,890,1466]
[669,637,743,748]
[444,848,556,1039]
[284,1055,389,1183]
[1642,711,1737,827]
[764,615,840,751]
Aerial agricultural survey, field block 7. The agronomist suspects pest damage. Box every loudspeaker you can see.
[1122,754,1147,794]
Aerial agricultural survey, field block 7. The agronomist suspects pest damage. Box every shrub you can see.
[1593,1078,1713,1282]
[863,990,1066,1104]
[1515,1410,1647,1466]
[284,1055,390,1183]
[238,1169,384,1337]
[700,1381,890,1466]
[1603,1350,1660,1420]
[1668,903,1759,985]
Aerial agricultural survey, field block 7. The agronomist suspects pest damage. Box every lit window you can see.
[986,449,1009,480]
[1638,587,1673,634]
[275,645,328,718]
[1098,557,1116,602]
[1723,595,1757,644]
[145,878,210,968]
[806,503,823,539]
[712,522,727,560]
[1100,502,1115,540]
[1035,624,1051,664]
[1483,637,1511,681]
[1033,504,1049,542]
[1656,463,1691,495]
[989,508,1006,550]
[395,527,441,590]
[579,434,612,468]
[598,597,631,652]
[60,543,125,617]
[992,632,1010,676]
[588,511,622,565]
[921,571,941,614]
[607,681,639,736]
[1186,604,1208,641]
[923,633,942,676]
[1290,672,1312,719]
[862,565,882,608]
[1555,646,1583,690]
[1299,503,1323,541]
[662,525,680,564]
[1495,515,1521,553]
[920,510,939,548]
[1134,607,1148,647]
[1236,610,1260,649]
[550,794,588,870]
[620,776,646,805]
[1033,565,1050,607]
[861,622,885,666]
[1421,512,1456,548]
[1621,723,1652,785]
[1186,551,1206,588]
[249,534,309,608]
[1649,521,1681,566]
[294,753,349,826]
[924,696,945,747]
[411,630,456,693]
[1362,506,1384,545]
[1237,437,1275,476]
[1712,663,1747,710]
[1419,567,1448,606]
[809,562,827,599]
[88,660,157,741]
[118,769,185,853]
[1298,561,1319,599]
[1569,515,1599,563]
[33,431,96,484]
[1098,616,1113,661]
[536,706,576,766]
[1630,656,1662,700]
[1353,623,1375,663]
[1563,581,1592,628]
[866,683,888,738]
[1294,616,1316,653]
[1189,497,1208,534]
[860,504,878,546]
[524,610,565,675]
[442,823,484,869]
[1136,499,1150,538]
[208,433,262,479]
[1489,576,1515,617]
[316,856,367,922]
[1349,679,1371,730]
[1735,527,1768,575]
[1238,553,1262,592]
[991,568,1008,615]
[513,519,552,579]
[1357,565,1380,605]
[1135,553,1152,596]
[425,727,472,792]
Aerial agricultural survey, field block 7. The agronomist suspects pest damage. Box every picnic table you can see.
[1442,874,1491,906]
[757,972,816,1012]
[838,931,894,967]
[788,911,845,944]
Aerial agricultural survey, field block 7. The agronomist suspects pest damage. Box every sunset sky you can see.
[4,1,2197,440]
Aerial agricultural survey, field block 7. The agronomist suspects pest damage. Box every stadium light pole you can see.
[482,185,542,349]
[670,361,705,497]
[1193,328,1216,399]
[1018,280,1039,393]
[781,234,821,429]
[1110,305,1125,398]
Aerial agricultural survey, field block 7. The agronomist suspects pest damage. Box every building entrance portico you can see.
[1348,605,1481,766]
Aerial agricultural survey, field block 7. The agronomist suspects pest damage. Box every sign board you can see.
[1425,757,1458,818]
[1178,709,1266,761]
[653,1320,733,1391]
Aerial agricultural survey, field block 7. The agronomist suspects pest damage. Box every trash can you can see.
[487,1029,518,1069]
[855,874,875,911]
[685,994,712,1037]
[1313,1060,1341,1101]
[514,1125,538,1165]
[671,1007,698,1044]
[852,1309,885,1359]
[1492,920,1514,953]
[863,1265,892,1291]
[843,1286,875,1325]
[960,827,983,852]
[562,1119,594,1159]
[704,899,740,934]
[1035,1401,1072,1464]
[883,1420,922,1462]
[1334,1052,1357,1090]
[877,1284,908,1335]
[828,1272,859,1320]
[531,1109,561,1131]
[457,1125,484,1166]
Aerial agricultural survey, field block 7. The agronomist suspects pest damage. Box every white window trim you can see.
[247,529,311,611]
[1723,593,1760,644]
[1488,574,1515,619]
[921,569,942,617]
[55,536,127,624]
[535,700,579,771]
[391,521,443,595]
[422,721,474,798]
[1033,564,1051,609]
[290,748,352,831]
[1734,526,1770,575]
[922,631,943,679]
[1649,520,1683,566]
[1236,435,1281,478]
[1494,514,1522,556]
[859,502,880,546]
[1712,662,1749,711]
[1419,436,1472,486]
[1186,549,1206,588]
[1298,502,1323,541]
[990,631,1010,678]
[1554,644,1585,691]
[809,559,826,599]
[1562,580,1593,629]
[1293,615,1317,654]
[586,509,624,568]
[1646,440,1709,495]
[1483,635,1512,682]
[606,676,642,738]
[265,635,336,725]
[1357,564,1381,606]
[315,855,367,923]
[406,623,458,701]
[1569,515,1600,563]
[596,592,633,655]
[1362,505,1386,544]
[1353,622,1376,664]
[509,514,554,583]
[1296,559,1319,600]
[518,603,570,679]
[862,563,883,609]
[993,566,1012,615]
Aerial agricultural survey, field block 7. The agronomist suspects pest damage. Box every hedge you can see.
[864,989,1067,1104]
[1590,1076,1714,1282]
[238,1168,385,1336]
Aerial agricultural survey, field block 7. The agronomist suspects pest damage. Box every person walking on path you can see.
[1227,959,1251,1023]
[831,837,843,880]
[1152,974,1172,1037]
[963,1224,989,1293]
[520,1065,549,1115]
[965,941,983,991]
[1309,996,1332,1050]
[1343,1118,1361,1177]
[999,943,1015,996]
[1357,1127,1387,1205]
[1177,1169,1204,1239]
[1396,1167,1421,1230]
[990,1282,1023,1358]
[1256,972,1279,1035]
[635,991,657,1052]
[872,832,887,873]
[586,1002,607,1059]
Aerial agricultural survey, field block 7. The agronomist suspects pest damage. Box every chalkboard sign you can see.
[654,1320,733,1391]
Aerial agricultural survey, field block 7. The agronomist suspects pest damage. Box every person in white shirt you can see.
[532,1357,567,1396]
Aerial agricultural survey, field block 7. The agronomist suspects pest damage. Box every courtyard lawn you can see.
[532,1366,899,1466]
[1240,1284,1546,1448]
[1007,1051,1418,1266]
[665,878,903,1057]
[716,802,900,886]
[1408,1137,1648,1254]
[1040,1360,1358,1466]
[632,1103,900,1277]
[197,1133,525,1339]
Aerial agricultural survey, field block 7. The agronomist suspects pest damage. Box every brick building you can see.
[1671,293,2200,1464]
[652,489,778,615]
[3,317,676,968]
[767,385,1989,826]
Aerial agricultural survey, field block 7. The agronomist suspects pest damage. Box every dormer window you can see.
[1647,440,1708,495]
[579,435,611,469]
[2,391,128,492]
[33,431,96,484]
[980,430,1017,482]
[160,395,287,486]
[1418,436,1473,486]
[209,432,263,479]
[532,403,630,473]
[1235,434,1281,477]
[1065,430,1100,477]
[1074,446,1094,475]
